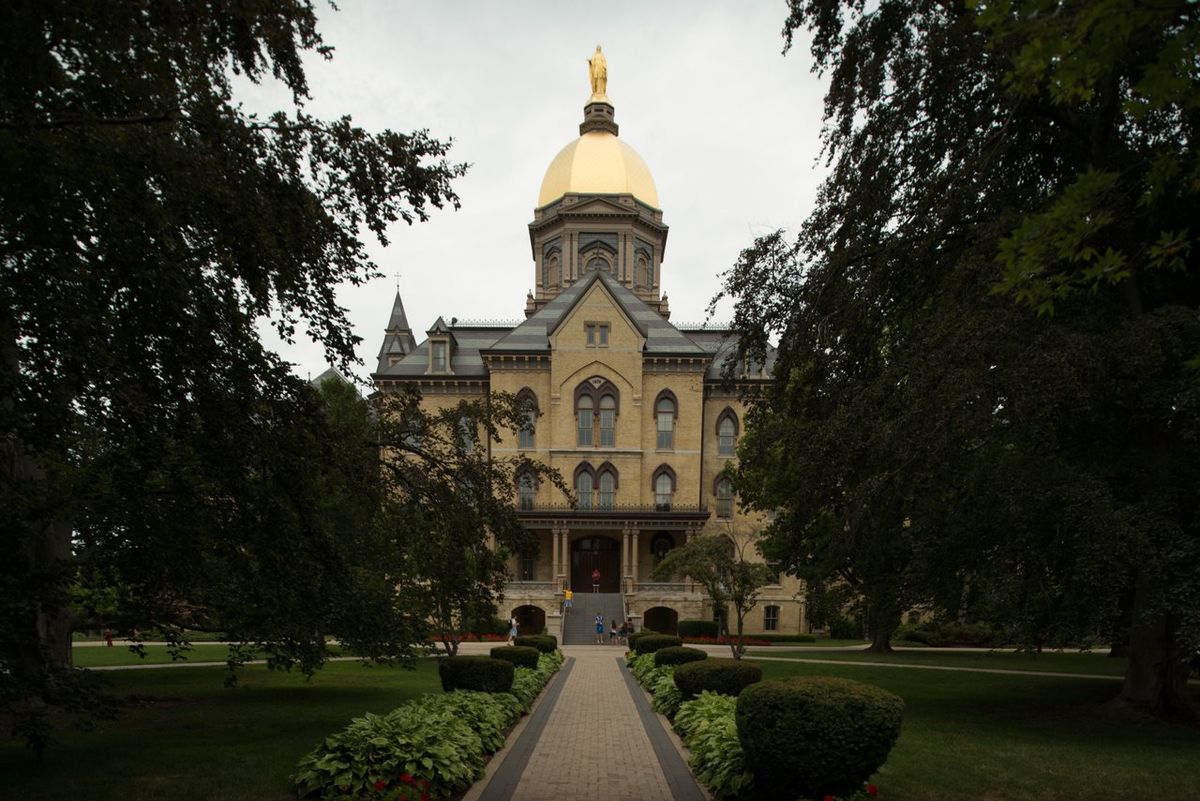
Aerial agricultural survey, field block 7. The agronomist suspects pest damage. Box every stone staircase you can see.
[561,592,625,645]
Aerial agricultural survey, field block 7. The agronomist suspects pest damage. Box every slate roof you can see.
[371,270,775,381]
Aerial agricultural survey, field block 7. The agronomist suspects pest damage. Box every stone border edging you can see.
[618,657,707,801]
[469,656,575,801]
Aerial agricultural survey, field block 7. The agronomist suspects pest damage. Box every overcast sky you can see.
[245,1,829,385]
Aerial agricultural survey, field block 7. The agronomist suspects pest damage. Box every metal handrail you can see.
[516,503,708,514]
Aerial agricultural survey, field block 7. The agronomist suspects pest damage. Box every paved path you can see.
[469,646,704,801]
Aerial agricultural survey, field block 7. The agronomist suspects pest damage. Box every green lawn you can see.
[755,659,1200,801]
[71,644,255,668]
[765,648,1130,676]
[1,660,442,801]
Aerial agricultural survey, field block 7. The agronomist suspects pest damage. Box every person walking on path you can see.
[508,615,519,645]
[594,613,605,644]
[591,567,601,593]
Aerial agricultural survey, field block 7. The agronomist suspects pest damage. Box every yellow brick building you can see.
[372,70,804,643]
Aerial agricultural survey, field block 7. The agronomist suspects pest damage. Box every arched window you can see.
[576,469,594,511]
[599,394,616,446]
[598,469,616,510]
[587,255,610,274]
[652,466,676,512]
[544,252,561,288]
[763,605,780,632]
[576,395,594,447]
[636,253,651,289]
[517,473,537,511]
[517,389,538,450]
[717,410,738,456]
[655,391,676,450]
[715,476,733,519]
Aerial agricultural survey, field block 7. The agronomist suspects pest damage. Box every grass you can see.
[71,644,257,668]
[753,659,1200,801]
[764,647,1131,676]
[1,660,442,801]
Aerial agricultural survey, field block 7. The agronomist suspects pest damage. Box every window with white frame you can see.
[598,470,616,510]
[518,473,536,511]
[654,471,674,511]
[718,414,737,456]
[764,605,780,632]
[655,395,675,450]
[576,470,593,510]
[576,395,594,447]
[716,477,733,519]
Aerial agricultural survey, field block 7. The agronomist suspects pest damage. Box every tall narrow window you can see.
[718,415,736,456]
[519,408,536,449]
[598,324,609,345]
[656,396,675,450]
[716,477,733,519]
[519,552,536,581]
[576,471,593,510]
[457,416,473,452]
[577,395,594,446]
[431,341,447,372]
[585,323,596,345]
[655,472,673,511]
[599,394,616,446]
[518,473,536,511]
[598,470,615,511]
[764,605,780,632]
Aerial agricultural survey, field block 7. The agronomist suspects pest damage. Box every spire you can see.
[387,290,412,333]
[375,289,418,373]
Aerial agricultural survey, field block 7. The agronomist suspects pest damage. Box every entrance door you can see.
[570,535,621,592]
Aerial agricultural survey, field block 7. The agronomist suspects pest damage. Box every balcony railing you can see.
[515,503,709,515]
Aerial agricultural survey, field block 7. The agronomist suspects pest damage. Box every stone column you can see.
[560,529,570,587]
[621,528,631,593]
[551,527,560,588]
[631,528,640,592]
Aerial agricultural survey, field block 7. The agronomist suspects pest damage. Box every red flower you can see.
[867,784,879,797]
[421,795,431,801]
[420,780,430,789]
[823,796,835,801]
[399,773,414,784]
[374,780,388,791]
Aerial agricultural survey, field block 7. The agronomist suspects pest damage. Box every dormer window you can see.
[431,341,447,372]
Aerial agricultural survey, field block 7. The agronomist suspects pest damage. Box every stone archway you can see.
[643,606,679,635]
[570,535,621,593]
[512,604,546,636]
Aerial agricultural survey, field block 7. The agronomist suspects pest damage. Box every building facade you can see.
[372,67,803,640]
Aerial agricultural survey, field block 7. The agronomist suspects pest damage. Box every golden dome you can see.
[537,130,659,208]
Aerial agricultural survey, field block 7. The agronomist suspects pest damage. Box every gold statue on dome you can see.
[588,45,608,101]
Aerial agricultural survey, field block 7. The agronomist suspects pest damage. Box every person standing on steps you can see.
[591,567,600,593]
[563,587,573,616]
[594,612,605,644]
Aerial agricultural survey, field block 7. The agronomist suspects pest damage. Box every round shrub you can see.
[437,656,515,693]
[514,634,558,653]
[489,645,540,669]
[654,646,708,667]
[673,658,762,699]
[736,676,903,800]
[626,630,658,650]
[633,634,683,654]
[677,619,719,638]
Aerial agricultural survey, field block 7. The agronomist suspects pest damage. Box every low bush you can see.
[674,692,754,800]
[438,656,515,693]
[293,702,483,799]
[654,646,708,667]
[514,634,558,653]
[466,615,510,636]
[410,691,523,753]
[490,645,540,669]
[678,619,719,638]
[626,630,658,651]
[753,633,816,643]
[650,670,684,719]
[634,634,683,654]
[736,676,903,800]
[682,635,772,647]
[827,615,865,640]
[508,650,564,710]
[627,652,657,684]
[674,658,762,699]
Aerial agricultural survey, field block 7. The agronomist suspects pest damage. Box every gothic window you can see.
[587,255,611,274]
[764,605,780,632]
[717,410,738,456]
[652,466,676,512]
[518,473,536,511]
[517,389,538,449]
[655,391,676,450]
[576,395,594,447]
[545,253,561,288]
[715,476,733,519]
[636,253,651,289]
[598,469,616,510]
[599,394,616,446]
[575,468,594,511]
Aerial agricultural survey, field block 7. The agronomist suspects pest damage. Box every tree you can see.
[1,1,466,750]
[651,532,778,659]
[720,0,1198,716]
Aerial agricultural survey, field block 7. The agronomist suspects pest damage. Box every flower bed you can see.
[681,635,773,647]
[294,650,564,799]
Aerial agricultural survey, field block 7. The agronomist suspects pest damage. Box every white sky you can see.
[247,1,828,385]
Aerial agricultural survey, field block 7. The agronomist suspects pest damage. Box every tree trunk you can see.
[867,625,894,653]
[1120,575,1197,720]
[865,594,899,653]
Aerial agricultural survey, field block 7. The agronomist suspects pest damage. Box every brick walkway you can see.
[473,645,700,801]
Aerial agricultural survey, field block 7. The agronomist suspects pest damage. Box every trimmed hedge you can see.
[753,633,816,643]
[654,646,708,667]
[634,634,683,654]
[626,630,657,651]
[673,658,762,699]
[678,619,719,638]
[489,645,540,669]
[438,656,515,693]
[514,633,558,653]
[736,676,903,800]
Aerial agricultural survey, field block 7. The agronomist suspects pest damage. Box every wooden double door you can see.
[570,535,621,592]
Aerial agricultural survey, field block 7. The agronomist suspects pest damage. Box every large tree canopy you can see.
[720,0,1199,715]
[0,1,468,750]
